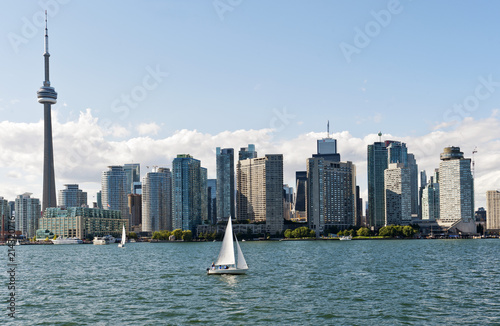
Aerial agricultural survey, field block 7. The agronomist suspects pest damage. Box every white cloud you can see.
[136,122,161,136]
[1,109,499,210]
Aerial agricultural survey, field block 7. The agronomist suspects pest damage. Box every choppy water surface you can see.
[3,239,500,325]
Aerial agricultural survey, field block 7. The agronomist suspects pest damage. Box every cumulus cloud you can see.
[1,109,499,210]
[136,122,161,135]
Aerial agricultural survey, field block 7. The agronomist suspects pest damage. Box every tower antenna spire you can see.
[327,120,330,138]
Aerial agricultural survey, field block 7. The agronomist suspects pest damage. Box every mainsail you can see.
[215,218,235,266]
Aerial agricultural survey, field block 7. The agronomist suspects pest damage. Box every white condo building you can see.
[384,163,411,225]
[438,147,474,222]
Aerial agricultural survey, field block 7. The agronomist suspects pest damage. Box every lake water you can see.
[3,239,500,325]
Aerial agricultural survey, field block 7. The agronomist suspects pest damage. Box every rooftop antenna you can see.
[472,146,477,178]
[327,120,330,138]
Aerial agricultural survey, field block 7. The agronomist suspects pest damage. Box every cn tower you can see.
[37,11,58,212]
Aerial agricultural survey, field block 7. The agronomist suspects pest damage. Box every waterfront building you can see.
[128,194,142,231]
[238,144,257,161]
[438,147,474,222]
[37,13,58,212]
[101,166,129,226]
[421,175,440,221]
[486,190,500,230]
[207,179,217,225]
[58,184,87,208]
[142,168,173,232]
[283,185,294,221]
[0,197,12,241]
[123,163,140,194]
[407,153,419,216]
[294,171,307,221]
[418,170,427,219]
[15,193,41,238]
[216,147,234,222]
[172,155,207,233]
[39,207,128,239]
[236,154,284,234]
[384,163,411,225]
[356,186,363,227]
[307,156,356,234]
[96,191,102,209]
[367,141,387,228]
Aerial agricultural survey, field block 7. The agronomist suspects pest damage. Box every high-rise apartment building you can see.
[486,190,500,230]
[438,147,474,222]
[101,166,129,227]
[384,163,411,225]
[128,194,142,230]
[307,157,356,234]
[216,147,234,221]
[58,184,87,208]
[15,193,41,238]
[172,155,207,233]
[237,154,284,234]
[418,170,427,219]
[386,140,407,165]
[123,163,140,194]
[421,175,439,221]
[367,142,387,228]
[142,168,172,232]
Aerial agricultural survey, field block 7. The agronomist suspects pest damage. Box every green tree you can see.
[45,236,49,241]
[53,235,57,240]
[172,229,183,240]
[182,230,192,241]
[152,231,161,240]
[337,230,344,237]
[284,229,292,238]
[129,232,138,239]
[357,227,371,237]
[292,227,311,238]
[309,230,316,238]
[402,225,415,238]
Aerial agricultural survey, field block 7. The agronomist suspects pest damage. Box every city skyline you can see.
[2,2,500,208]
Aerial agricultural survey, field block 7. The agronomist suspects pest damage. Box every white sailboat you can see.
[118,224,126,248]
[207,218,248,275]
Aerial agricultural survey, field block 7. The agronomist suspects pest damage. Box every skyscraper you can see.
[307,136,356,235]
[142,168,172,232]
[101,166,129,227]
[407,153,419,216]
[123,163,140,194]
[237,154,284,234]
[58,184,87,208]
[421,175,439,221]
[486,190,500,231]
[438,147,474,222]
[172,155,206,233]
[15,193,41,238]
[367,142,387,228]
[294,171,307,220]
[384,163,411,225]
[37,12,58,212]
[216,147,234,221]
[238,144,257,161]
[207,179,217,225]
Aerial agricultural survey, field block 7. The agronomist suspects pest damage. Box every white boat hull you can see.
[207,267,248,275]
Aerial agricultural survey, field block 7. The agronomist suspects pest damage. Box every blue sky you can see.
[1,0,500,207]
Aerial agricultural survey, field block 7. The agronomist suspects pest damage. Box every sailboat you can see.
[118,224,126,248]
[207,218,248,275]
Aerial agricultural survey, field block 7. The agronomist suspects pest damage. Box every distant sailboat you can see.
[207,218,248,275]
[118,225,126,248]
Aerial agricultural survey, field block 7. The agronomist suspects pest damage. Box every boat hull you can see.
[207,267,247,275]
